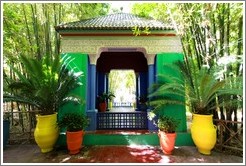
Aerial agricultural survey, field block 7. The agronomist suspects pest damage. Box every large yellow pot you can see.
[190,114,217,155]
[34,113,59,153]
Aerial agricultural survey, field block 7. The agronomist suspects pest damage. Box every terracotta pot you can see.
[99,102,107,112]
[158,131,176,155]
[66,130,84,155]
[190,114,217,155]
[34,113,59,153]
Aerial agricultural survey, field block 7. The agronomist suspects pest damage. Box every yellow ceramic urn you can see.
[190,114,217,155]
[34,113,59,153]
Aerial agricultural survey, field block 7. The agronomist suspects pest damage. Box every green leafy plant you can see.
[132,26,151,36]
[149,59,241,116]
[3,54,83,115]
[58,113,89,132]
[97,92,115,103]
[158,115,180,133]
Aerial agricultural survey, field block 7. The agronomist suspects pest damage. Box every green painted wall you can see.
[58,53,88,128]
[156,53,187,132]
[55,52,192,147]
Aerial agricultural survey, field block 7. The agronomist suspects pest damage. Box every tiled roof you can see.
[55,13,174,31]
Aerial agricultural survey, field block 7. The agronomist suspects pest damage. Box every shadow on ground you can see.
[2,144,244,164]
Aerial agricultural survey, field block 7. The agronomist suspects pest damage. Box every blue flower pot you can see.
[3,120,10,149]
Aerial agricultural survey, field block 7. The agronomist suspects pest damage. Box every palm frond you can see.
[149,56,242,116]
[3,54,84,115]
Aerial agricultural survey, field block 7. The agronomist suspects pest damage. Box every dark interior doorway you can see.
[97,52,148,72]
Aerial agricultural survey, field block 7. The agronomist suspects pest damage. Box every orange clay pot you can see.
[66,130,84,155]
[158,131,177,155]
[99,102,107,112]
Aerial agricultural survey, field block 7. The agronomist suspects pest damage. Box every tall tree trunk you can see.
[42,4,52,57]
[236,16,243,76]
[218,3,225,58]
[53,3,61,55]
[236,16,243,131]
[22,4,34,55]
[30,4,41,60]
[209,4,219,64]
[225,3,230,56]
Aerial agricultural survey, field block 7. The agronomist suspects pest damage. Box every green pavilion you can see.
[54,13,193,146]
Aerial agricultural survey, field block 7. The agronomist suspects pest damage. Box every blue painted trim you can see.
[148,65,158,131]
[148,65,154,88]
[97,112,147,129]
[154,56,157,82]
[97,72,105,95]
[91,65,96,110]
[135,73,139,109]
[139,72,148,97]
[86,110,97,131]
[87,59,91,110]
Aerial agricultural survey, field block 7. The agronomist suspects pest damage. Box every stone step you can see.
[56,130,194,147]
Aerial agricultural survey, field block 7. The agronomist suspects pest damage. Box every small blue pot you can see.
[3,120,10,149]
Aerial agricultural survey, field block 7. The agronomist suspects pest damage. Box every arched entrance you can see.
[96,51,149,129]
[97,51,148,107]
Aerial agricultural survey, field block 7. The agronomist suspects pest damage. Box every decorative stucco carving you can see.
[61,36,182,65]
[60,36,183,56]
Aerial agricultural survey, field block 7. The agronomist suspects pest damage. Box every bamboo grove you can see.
[171,3,243,123]
[3,3,110,135]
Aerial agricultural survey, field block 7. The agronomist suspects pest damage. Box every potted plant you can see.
[149,59,241,155]
[3,54,83,153]
[97,92,115,112]
[107,92,115,110]
[58,112,89,155]
[157,115,180,155]
[3,112,10,149]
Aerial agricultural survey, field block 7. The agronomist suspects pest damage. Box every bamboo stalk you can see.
[30,4,41,59]
[22,4,34,55]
